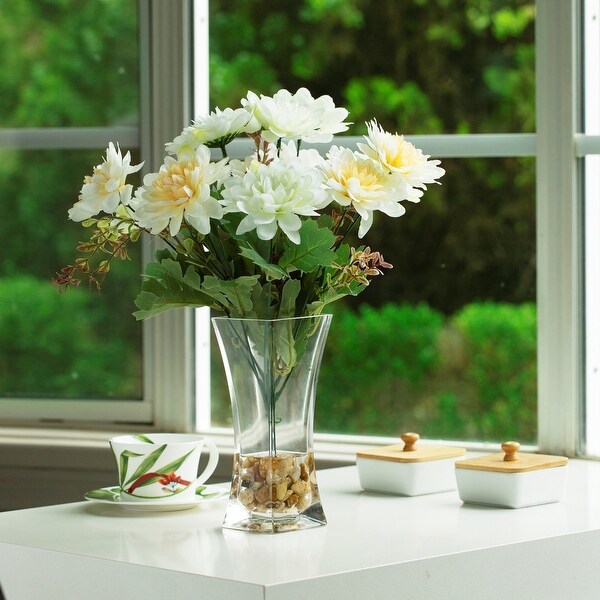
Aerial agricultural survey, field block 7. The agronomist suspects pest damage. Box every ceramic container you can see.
[356,432,466,496]
[455,441,568,508]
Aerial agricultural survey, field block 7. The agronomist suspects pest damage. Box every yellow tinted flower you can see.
[133,145,230,236]
[68,143,143,222]
[358,120,445,193]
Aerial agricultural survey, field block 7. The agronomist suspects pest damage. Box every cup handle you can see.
[191,438,219,488]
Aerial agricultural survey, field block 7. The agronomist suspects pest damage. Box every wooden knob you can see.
[502,441,520,461]
[401,432,420,452]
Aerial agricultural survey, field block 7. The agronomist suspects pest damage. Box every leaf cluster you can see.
[133,210,377,320]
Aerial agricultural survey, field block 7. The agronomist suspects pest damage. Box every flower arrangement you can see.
[54,88,444,320]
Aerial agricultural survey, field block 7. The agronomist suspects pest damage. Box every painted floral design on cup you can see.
[110,433,219,501]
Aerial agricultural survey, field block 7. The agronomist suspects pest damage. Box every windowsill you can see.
[0,425,527,472]
[0,425,542,512]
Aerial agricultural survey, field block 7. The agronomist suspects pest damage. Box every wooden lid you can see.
[455,441,569,473]
[356,432,466,463]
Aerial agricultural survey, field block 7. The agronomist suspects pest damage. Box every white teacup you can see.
[110,433,219,502]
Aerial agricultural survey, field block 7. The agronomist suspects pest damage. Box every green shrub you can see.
[316,302,444,435]
[447,301,537,442]
[0,275,140,398]
[211,300,537,444]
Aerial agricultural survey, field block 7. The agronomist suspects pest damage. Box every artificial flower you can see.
[220,158,329,244]
[165,107,260,155]
[132,145,230,236]
[358,119,445,194]
[56,88,444,320]
[242,87,350,144]
[322,146,409,237]
[68,142,143,222]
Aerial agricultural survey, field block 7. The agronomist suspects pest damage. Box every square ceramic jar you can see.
[455,442,568,508]
[356,433,466,496]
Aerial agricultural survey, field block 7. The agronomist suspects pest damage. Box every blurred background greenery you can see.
[1,0,536,442]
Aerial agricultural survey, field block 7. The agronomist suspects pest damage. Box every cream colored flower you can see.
[220,159,330,244]
[68,143,143,222]
[132,145,230,236]
[165,107,260,155]
[358,120,445,195]
[242,88,349,144]
[322,146,409,237]
[271,140,326,169]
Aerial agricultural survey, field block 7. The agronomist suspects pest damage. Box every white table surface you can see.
[1,462,600,599]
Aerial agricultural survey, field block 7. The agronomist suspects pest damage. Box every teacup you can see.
[110,433,219,502]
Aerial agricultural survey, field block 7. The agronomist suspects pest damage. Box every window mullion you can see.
[536,0,583,455]
[140,0,196,432]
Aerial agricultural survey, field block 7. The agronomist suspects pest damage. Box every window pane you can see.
[0,0,139,128]
[0,149,143,399]
[211,157,537,444]
[209,0,535,134]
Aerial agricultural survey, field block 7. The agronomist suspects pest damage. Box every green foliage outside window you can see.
[1,0,537,443]
[0,0,142,399]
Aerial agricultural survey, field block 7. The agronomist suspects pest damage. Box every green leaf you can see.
[201,275,261,317]
[249,282,276,319]
[123,445,167,487]
[279,220,337,273]
[133,258,215,320]
[278,279,301,318]
[239,245,288,280]
[272,320,297,373]
[134,434,154,444]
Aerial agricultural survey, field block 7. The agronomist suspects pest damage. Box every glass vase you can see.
[212,314,332,533]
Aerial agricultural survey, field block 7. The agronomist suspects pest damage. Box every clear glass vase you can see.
[212,314,332,533]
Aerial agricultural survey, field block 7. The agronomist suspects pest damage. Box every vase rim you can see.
[211,314,332,324]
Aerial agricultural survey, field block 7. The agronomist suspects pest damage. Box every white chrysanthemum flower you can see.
[132,145,230,236]
[220,159,330,244]
[322,146,410,237]
[358,120,445,195]
[165,107,260,155]
[68,143,143,222]
[242,88,350,144]
[270,140,326,169]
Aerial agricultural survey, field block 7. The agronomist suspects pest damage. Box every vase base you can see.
[223,501,327,533]
[223,451,326,533]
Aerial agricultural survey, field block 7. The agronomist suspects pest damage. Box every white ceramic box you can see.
[455,442,568,508]
[356,433,466,496]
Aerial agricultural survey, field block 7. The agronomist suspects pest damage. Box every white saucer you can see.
[84,484,229,512]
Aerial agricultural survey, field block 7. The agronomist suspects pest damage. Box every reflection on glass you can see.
[211,157,537,444]
[0,149,143,399]
[209,0,535,135]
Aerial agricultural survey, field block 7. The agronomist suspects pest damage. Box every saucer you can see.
[84,484,229,512]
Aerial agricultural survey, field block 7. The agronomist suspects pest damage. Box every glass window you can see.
[206,1,537,445]
[209,0,534,135]
[0,1,142,404]
[1,0,139,128]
